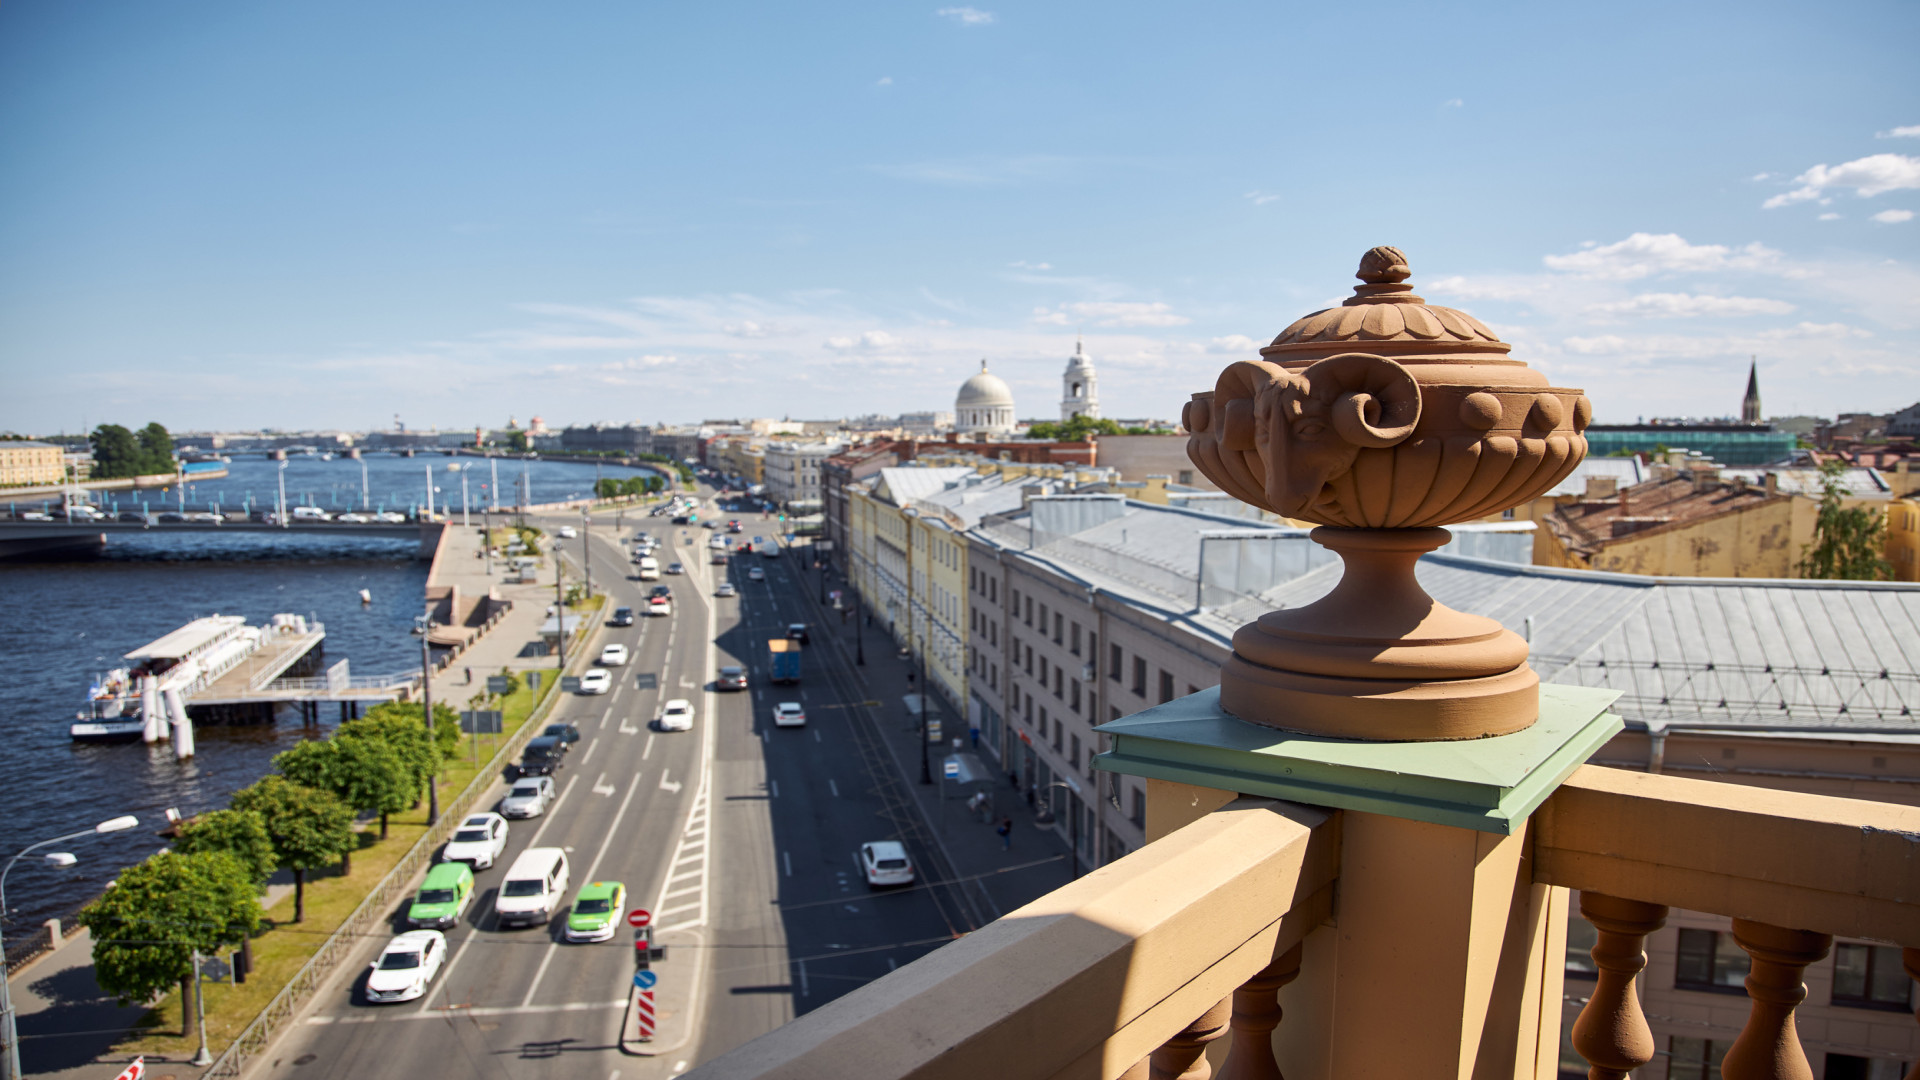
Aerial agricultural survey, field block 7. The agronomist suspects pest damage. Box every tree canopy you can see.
[80,850,261,1012]
[171,808,277,890]
[355,700,460,765]
[229,775,355,922]
[88,422,176,479]
[1025,416,1148,440]
[1798,461,1892,581]
[274,736,413,839]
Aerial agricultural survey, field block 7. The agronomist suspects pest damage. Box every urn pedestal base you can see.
[1218,526,1539,741]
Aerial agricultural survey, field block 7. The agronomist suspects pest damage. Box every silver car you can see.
[500,777,556,819]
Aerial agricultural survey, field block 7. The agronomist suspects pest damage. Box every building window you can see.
[1159,670,1175,704]
[1069,734,1080,771]
[1133,657,1147,696]
[1025,596,1033,626]
[1824,1053,1910,1080]
[1054,665,1064,699]
[1130,787,1145,828]
[1024,644,1034,676]
[1110,705,1122,722]
[989,578,996,603]
[1674,928,1750,993]
[1667,1037,1731,1080]
[1039,601,1049,631]
[1070,622,1081,656]
[1833,943,1912,1009]
[1053,612,1063,645]
[1070,680,1081,713]
[1110,643,1123,682]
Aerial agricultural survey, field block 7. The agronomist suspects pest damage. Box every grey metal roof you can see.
[875,466,977,505]
[1718,467,1889,496]
[1541,456,1645,497]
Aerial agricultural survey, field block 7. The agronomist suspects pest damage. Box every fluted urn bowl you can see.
[1182,247,1591,741]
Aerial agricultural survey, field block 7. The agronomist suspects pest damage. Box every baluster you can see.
[1904,948,1919,1080]
[1719,919,1831,1080]
[1217,944,1303,1080]
[1569,893,1668,1080]
[1150,998,1233,1080]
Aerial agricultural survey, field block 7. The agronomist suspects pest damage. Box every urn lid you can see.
[1262,247,1512,362]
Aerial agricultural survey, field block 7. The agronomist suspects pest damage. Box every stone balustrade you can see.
[689,764,1917,1080]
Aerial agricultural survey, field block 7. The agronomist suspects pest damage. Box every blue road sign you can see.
[943,760,960,779]
[633,970,658,990]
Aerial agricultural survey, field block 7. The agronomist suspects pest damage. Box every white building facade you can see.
[763,440,844,508]
[1060,337,1099,422]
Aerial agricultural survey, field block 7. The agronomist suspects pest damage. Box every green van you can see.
[408,862,475,929]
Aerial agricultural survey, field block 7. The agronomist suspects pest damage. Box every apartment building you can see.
[0,440,65,486]
[763,439,843,509]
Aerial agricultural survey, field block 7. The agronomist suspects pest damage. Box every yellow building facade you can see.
[847,470,972,720]
[0,441,65,487]
[1888,498,1920,582]
[707,437,766,486]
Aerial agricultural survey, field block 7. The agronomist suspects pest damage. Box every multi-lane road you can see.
[252,492,977,1080]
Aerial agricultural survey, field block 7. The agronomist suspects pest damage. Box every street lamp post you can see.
[853,591,865,666]
[276,461,289,528]
[414,614,439,826]
[581,509,592,601]
[1034,781,1083,881]
[554,551,568,672]
[1,815,140,1080]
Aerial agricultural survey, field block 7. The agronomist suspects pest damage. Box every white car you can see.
[859,841,916,888]
[658,698,695,732]
[648,595,672,617]
[747,566,766,582]
[598,643,630,667]
[577,668,612,694]
[715,582,737,598]
[365,930,447,1003]
[558,526,578,539]
[374,511,407,523]
[442,813,509,869]
[773,702,806,728]
[500,777,556,819]
[336,512,372,523]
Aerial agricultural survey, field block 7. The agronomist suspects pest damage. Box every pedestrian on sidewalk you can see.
[465,666,473,684]
[996,816,1012,850]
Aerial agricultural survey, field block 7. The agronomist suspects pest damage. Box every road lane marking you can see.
[526,774,579,847]
[592,772,617,796]
[520,942,562,1008]
[782,851,792,877]
[642,733,655,758]
[584,773,644,882]
[655,901,700,919]
[321,1000,629,1025]
[798,960,809,997]
[828,779,839,797]
[661,884,698,899]
[600,706,611,729]
[659,770,682,793]
[813,729,821,743]
[618,713,640,734]
[578,737,600,765]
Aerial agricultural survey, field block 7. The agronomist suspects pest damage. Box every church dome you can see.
[957,360,1015,408]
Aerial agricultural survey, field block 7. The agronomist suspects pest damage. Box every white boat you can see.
[68,614,305,743]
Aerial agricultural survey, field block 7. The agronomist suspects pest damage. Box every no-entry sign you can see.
[627,908,652,928]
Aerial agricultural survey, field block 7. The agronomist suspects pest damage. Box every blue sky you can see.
[2,1,1915,434]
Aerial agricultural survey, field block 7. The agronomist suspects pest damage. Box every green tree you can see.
[229,776,355,922]
[1797,461,1892,581]
[595,477,620,499]
[274,737,413,839]
[88,424,144,480]
[507,430,529,452]
[137,422,175,474]
[356,700,460,769]
[79,850,261,1036]
[171,808,277,890]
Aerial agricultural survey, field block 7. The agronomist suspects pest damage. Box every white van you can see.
[636,557,660,581]
[494,847,570,928]
[291,506,332,522]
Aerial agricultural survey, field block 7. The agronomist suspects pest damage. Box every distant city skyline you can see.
[2,2,1915,433]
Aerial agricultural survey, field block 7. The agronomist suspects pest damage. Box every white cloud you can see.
[872,155,1077,186]
[1426,275,1542,301]
[876,76,893,86]
[1585,293,1795,319]
[1209,335,1261,353]
[1763,153,1920,208]
[1873,209,1915,224]
[1751,172,1772,182]
[1033,301,1189,328]
[1755,321,1872,341]
[1441,98,1463,108]
[1877,125,1920,139]
[1009,260,1053,270]
[824,330,900,352]
[1818,212,1842,221]
[935,6,995,25]
[1542,233,1783,280]
[1243,191,1281,206]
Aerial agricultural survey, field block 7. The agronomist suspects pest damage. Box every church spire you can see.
[1741,356,1762,423]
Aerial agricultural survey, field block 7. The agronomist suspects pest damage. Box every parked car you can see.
[19,511,53,521]
[442,813,509,869]
[155,512,186,523]
[610,606,635,626]
[336,512,372,523]
[599,643,630,667]
[365,930,447,1003]
[717,665,748,691]
[374,511,407,523]
[500,776,557,818]
[658,698,695,732]
[715,582,738,597]
[577,668,612,694]
[407,862,475,929]
[517,737,565,778]
[859,841,916,888]
[773,702,806,728]
[542,723,581,746]
[182,511,225,523]
[565,880,627,943]
[494,848,570,929]
[117,511,151,523]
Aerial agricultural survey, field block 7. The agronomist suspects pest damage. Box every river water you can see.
[0,455,660,945]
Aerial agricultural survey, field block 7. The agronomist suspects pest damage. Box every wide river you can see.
[0,454,661,945]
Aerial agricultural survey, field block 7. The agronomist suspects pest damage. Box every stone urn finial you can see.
[1182,249,1593,741]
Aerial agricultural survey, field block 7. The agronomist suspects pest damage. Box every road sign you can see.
[487,675,511,694]
[633,969,657,990]
[627,908,652,928]
[943,759,960,779]
[561,676,581,693]
[928,719,943,743]
[200,957,232,981]
[528,671,542,690]
[112,1058,145,1080]
[459,710,503,734]
[631,986,657,1042]
[635,672,659,690]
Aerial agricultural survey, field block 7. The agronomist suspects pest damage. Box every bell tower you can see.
[1060,337,1099,422]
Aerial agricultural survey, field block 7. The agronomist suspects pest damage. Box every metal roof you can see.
[125,615,249,661]
[1540,456,1645,497]
[874,466,977,505]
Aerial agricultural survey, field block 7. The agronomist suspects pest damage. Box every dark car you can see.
[156,511,187,523]
[649,584,672,599]
[117,511,151,523]
[787,623,809,644]
[670,514,690,524]
[518,735,565,776]
[542,723,581,747]
[610,606,635,626]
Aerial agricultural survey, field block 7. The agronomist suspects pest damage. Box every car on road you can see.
[649,595,673,617]
[711,550,729,565]
[747,566,766,582]
[702,520,717,529]
[154,511,186,523]
[717,665,748,691]
[116,511,151,523]
[442,813,509,869]
[542,723,581,746]
[859,841,916,888]
[670,514,690,525]
[336,512,372,523]
[406,862,475,929]
[715,581,737,597]
[374,511,407,523]
[565,880,627,943]
[558,525,578,539]
[183,511,225,523]
[658,698,695,732]
[500,776,556,818]
[787,623,810,644]
[727,520,742,533]
[495,848,570,929]
[364,930,447,1003]
[517,736,566,778]
[598,643,630,666]
[18,511,53,521]
[577,668,612,694]
[773,702,806,728]
[666,562,684,575]
[610,606,635,626]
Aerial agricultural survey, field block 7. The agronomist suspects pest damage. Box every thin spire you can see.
[1742,355,1762,423]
